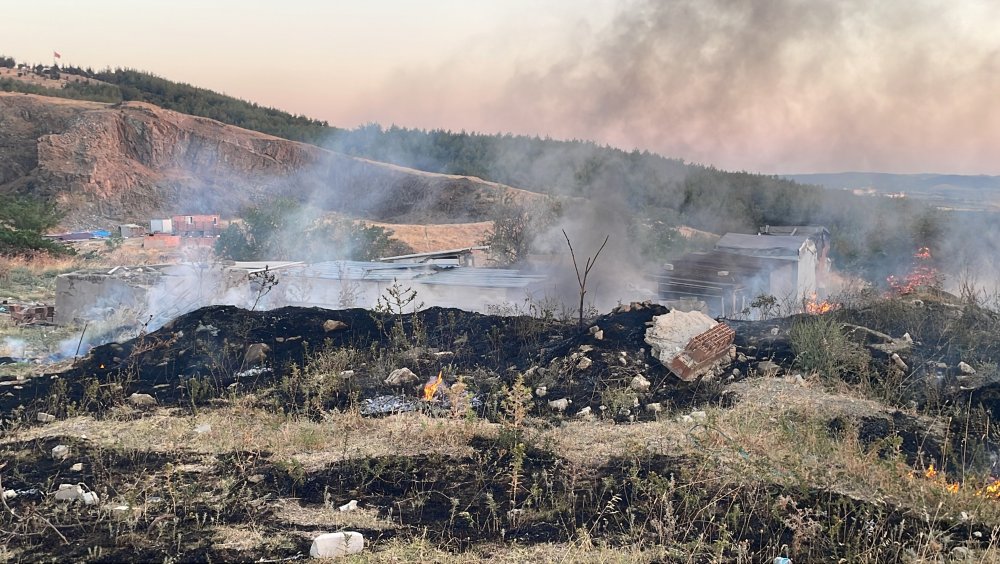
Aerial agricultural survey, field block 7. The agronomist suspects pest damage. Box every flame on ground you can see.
[423,371,443,401]
[887,247,941,295]
[804,293,838,315]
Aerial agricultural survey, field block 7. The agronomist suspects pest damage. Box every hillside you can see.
[785,172,1000,212]
[0,93,543,228]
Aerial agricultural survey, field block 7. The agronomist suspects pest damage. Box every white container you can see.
[310,531,365,558]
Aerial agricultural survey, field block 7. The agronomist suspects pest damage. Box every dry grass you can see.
[4,403,495,471]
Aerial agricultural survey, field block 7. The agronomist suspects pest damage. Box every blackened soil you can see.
[7,304,733,422]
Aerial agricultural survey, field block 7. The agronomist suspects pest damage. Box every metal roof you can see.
[715,233,810,257]
[284,260,545,289]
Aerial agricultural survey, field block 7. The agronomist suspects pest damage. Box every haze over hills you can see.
[0,93,542,229]
[2,58,993,284]
[786,172,1000,213]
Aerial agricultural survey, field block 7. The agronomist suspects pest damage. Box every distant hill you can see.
[0,93,541,228]
[0,55,962,279]
[785,172,1000,212]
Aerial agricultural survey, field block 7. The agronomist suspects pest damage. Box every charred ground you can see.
[3,290,1000,561]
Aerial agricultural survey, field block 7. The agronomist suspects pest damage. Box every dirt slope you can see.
[0,93,545,228]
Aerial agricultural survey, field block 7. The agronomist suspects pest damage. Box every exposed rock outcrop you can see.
[0,93,545,228]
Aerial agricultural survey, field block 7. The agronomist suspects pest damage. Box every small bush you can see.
[790,315,871,383]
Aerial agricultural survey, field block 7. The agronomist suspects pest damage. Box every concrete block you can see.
[310,531,364,558]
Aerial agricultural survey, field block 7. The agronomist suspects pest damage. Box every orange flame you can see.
[423,371,443,401]
[925,464,937,479]
[804,293,838,315]
[887,247,940,295]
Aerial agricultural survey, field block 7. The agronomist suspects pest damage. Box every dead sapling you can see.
[562,229,609,327]
[248,265,279,311]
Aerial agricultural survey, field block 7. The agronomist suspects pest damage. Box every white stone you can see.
[534,386,547,398]
[36,412,55,423]
[128,393,157,407]
[891,353,908,371]
[576,357,592,370]
[589,325,600,335]
[645,403,663,414]
[630,375,651,392]
[55,484,83,501]
[194,423,212,434]
[902,332,913,344]
[70,463,83,472]
[593,330,604,341]
[548,398,572,412]
[690,411,707,421]
[310,531,365,558]
[577,406,592,418]
[51,445,69,460]
[2,489,16,500]
[384,367,419,386]
[959,361,976,375]
[678,414,694,424]
[338,500,358,512]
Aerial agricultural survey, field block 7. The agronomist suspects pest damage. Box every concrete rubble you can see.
[309,531,365,558]
[644,310,735,381]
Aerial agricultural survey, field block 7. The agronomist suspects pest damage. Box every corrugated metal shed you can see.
[715,233,809,258]
[283,261,544,289]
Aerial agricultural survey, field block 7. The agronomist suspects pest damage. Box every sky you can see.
[6,0,1000,174]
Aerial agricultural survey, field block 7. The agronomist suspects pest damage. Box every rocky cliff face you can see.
[0,93,540,227]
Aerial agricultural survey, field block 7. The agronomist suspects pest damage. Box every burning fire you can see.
[804,293,838,315]
[423,371,443,401]
[887,247,941,295]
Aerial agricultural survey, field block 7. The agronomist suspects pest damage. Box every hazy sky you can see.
[6,0,1000,174]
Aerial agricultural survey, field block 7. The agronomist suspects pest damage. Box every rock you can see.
[959,361,976,375]
[951,546,972,561]
[384,368,419,386]
[54,484,99,505]
[36,412,55,423]
[51,445,69,460]
[109,504,133,519]
[578,345,594,353]
[247,474,265,484]
[128,393,157,407]
[548,398,572,412]
[630,375,651,392]
[534,386,548,398]
[593,330,604,340]
[323,319,348,332]
[310,531,365,558]
[690,410,707,421]
[70,463,83,472]
[646,402,663,414]
[588,325,601,335]
[902,332,913,344]
[195,323,219,337]
[577,406,592,418]
[678,414,694,424]
[756,361,781,376]
[194,423,212,434]
[891,353,908,371]
[338,500,359,512]
[339,370,355,378]
[729,346,738,360]
[243,343,271,366]
[731,368,741,378]
[645,310,735,381]
[576,357,593,370]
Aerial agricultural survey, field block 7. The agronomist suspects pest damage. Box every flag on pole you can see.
[53,51,61,59]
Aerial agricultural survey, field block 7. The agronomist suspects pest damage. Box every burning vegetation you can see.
[887,247,942,295]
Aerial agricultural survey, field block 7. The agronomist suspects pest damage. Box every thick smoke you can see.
[354,0,1000,175]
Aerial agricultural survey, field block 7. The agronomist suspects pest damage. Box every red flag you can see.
[53,51,61,59]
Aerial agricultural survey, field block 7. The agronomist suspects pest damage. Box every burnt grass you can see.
[3,295,1000,560]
